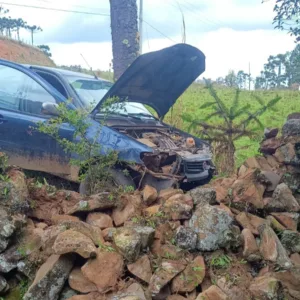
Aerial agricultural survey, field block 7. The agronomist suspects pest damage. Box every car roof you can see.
[23,64,111,82]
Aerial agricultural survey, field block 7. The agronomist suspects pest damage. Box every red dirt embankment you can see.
[0,36,55,66]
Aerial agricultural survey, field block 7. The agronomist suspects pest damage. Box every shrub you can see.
[183,80,281,175]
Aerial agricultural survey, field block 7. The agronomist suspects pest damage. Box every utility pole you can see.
[139,0,143,54]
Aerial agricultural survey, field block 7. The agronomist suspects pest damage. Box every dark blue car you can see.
[0,44,214,193]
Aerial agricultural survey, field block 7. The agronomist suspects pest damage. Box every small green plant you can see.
[210,254,232,269]
[98,243,115,252]
[183,80,281,174]
[2,186,10,199]
[123,185,135,193]
[0,153,8,174]
[17,246,27,258]
[153,211,165,218]
[164,251,177,260]
[192,266,204,272]
[36,99,122,195]
[122,169,130,177]
[0,174,9,182]
[19,278,29,298]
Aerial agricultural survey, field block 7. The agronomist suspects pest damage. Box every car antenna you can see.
[80,53,99,80]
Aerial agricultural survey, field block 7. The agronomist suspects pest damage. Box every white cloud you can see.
[49,28,295,80]
[193,28,296,79]
[2,0,296,80]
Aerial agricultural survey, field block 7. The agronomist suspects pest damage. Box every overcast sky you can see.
[5,0,296,79]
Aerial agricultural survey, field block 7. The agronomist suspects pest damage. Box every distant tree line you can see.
[0,6,42,45]
[255,44,300,90]
[211,44,300,91]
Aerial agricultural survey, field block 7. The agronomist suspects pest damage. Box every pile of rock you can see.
[0,116,300,300]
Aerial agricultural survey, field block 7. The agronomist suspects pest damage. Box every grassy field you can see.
[163,84,300,167]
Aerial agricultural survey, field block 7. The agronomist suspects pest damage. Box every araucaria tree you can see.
[183,80,281,175]
[26,25,42,45]
[109,0,139,81]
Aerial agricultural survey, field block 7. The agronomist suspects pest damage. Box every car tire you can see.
[79,168,135,195]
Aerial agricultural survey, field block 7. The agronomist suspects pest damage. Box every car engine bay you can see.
[113,126,214,181]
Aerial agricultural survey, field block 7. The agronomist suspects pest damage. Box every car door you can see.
[0,62,73,176]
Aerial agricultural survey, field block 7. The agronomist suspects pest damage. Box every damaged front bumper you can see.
[129,152,215,190]
[182,156,214,182]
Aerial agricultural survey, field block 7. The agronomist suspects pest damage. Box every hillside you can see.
[0,36,55,67]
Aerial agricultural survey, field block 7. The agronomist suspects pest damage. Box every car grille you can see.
[184,161,204,173]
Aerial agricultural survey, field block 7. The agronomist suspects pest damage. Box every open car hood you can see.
[93,43,206,118]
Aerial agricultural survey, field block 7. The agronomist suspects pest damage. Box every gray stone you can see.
[188,204,234,251]
[281,172,300,195]
[23,254,74,300]
[0,168,30,215]
[189,187,217,207]
[58,286,78,300]
[0,274,8,294]
[261,171,281,192]
[131,226,155,249]
[264,128,279,139]
[113,227,142,262]
[266,183,300,212]
[281,230,300,253]
[283,119,300,136]
[149,260,186,298]
[223,225,242,250]
[108,283,147,300]
[175,226,197,250]
[259,225,292,270]
[0,208,16,253]
[0,245,23,273]
[288,113,300,120]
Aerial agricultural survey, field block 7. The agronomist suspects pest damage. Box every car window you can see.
[35,71,68,98]
[65,76,112,109]
[0,64,57,115]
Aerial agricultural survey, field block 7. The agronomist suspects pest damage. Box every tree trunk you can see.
[110,0,139,81]
[213,140,236,176]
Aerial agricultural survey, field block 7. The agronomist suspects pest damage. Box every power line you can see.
[0,1,176,44]
[178,0,224,27]
[142,19,177,43]
[170,0,226,29]
[165,0,219,30]
[0,2,110,16]
[35,0,105,12]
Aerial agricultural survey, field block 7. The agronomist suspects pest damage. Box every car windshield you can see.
[66,75,155,119]
[66,75,112,108]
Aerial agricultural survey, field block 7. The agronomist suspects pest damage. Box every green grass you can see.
[163,84,300,167]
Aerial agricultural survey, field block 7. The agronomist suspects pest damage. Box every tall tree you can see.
[289,44,300,85]
[109,0,139,81]
[26,25,42,45]
[236,70,250,89]
[225,70,238,88]
[269,0,300,42]
[15,18,26,41]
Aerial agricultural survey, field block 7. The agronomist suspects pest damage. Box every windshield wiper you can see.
[128,113,156,119]
[98,111,142,120]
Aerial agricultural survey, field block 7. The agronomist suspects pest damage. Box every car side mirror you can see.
[42,102,60,116]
